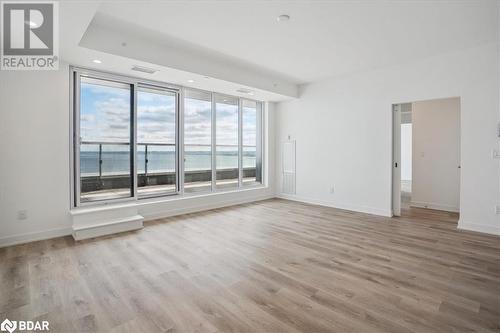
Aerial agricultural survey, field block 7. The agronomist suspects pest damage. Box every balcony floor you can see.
[80,178,258,202]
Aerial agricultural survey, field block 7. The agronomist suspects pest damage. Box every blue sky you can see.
[81,81,257,148]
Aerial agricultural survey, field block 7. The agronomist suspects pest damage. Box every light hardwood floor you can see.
[1,199,499,332]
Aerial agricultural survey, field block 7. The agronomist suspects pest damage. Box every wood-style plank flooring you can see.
[1,199,499,332]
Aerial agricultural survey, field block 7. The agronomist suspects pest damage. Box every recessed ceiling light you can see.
[92,59,102,64]
[187,79,195,83]
[277,14,290,22]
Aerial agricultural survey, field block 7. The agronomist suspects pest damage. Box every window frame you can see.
[182,87,213,194]
[73,71,137,207]
[241,98,263,187]
[214,92,240,190]
[70,66,265,208]
[136,83,180,200]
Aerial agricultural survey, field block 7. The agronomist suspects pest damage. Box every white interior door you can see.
[392,104,401,216]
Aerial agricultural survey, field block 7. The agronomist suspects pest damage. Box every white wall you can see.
[411,98,460,212]
[0,64,72,244]
[275,42,500,235]
[0,64,276,247]
[401,124,412,181]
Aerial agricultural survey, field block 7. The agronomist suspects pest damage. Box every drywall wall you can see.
[0,64,72,244]
[276,41,500,235]
[0,64,276,247]
[401,124,412,181]
[411,98,460,212]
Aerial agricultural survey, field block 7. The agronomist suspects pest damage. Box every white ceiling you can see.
[60,0,498,101]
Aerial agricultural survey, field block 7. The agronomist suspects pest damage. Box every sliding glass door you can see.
[78,77,133,203]
[137,86,178,198]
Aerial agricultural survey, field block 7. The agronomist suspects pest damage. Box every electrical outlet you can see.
[17,210,28,220]
[329,185,335,194]
[496,205,500,215]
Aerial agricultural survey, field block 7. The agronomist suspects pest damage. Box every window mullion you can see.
[211,92,216,192]
[238,98,243,188]
[178,89,184,195]
[74,72,81,207]
[132,82,138,200]
[257,102,263,185]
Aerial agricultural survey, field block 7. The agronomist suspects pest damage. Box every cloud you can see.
[137,106,176,143]
[81,114,95,122]
[80,83,258,150]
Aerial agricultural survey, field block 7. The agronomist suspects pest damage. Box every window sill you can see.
[70,185,269,215]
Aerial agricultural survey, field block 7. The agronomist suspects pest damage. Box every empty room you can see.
[1,1,499,332]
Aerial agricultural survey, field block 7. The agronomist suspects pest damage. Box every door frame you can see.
[391,98,462,217]
[392,104,401,217]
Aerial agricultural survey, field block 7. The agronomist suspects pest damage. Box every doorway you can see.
[392,97,461,217]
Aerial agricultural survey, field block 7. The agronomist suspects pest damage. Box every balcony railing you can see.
[79,141,258,197]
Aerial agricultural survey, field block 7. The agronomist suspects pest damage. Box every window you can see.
[73,68,264,207]
[78,77,133,203]
[137,86,178,198]
[215,94,239,189]
[184,90,212,193]
[242,99,263,186]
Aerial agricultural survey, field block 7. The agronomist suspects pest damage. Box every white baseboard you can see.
[73,215,144,240]
[141,194,275,221]
[0,192,275,248]
[0,227,72,248]
[277,193,392,217]
[458,220,500,236]
[410,200,459,213]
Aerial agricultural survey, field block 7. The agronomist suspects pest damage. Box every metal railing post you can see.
[144,144,148,185]
[98,143,102,179]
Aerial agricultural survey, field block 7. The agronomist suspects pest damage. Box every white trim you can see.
[1,188,274,248]
[410,200,459,213]
[0,227,72,248]
[73,215,144,241]
[277,194,392,217]
[71,185,269,215]
[458,220,500,236]
[392,104,402,216]
[142,194,275,221]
